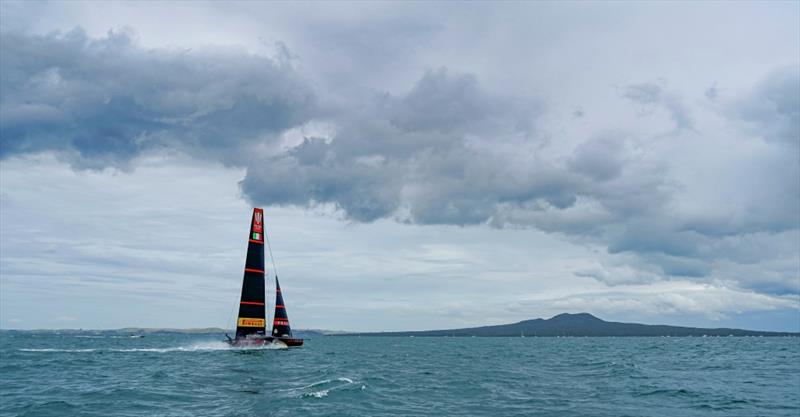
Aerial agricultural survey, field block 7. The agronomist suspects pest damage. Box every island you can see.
[337,313,799,337]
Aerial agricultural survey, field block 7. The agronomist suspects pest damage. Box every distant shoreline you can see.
[0,328,333,336]
[2,313,798,336]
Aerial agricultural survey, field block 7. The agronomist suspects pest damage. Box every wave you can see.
[298,377,355,390]
[73,335,138,339]
[295,377,365,399]
[304,390,330,398]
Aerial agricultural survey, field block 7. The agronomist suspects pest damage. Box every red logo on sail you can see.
[251,208,264,241]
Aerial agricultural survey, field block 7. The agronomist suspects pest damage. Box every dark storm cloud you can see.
[0,28,316,167]
[241,67,555,224]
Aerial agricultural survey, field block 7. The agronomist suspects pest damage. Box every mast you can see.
[235,208,267,339]
[272,276,293,338]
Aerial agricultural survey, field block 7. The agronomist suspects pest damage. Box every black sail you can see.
[235,208,267,339]
[271,276,293,338]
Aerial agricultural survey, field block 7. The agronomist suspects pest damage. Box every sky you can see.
[0,1,798,332]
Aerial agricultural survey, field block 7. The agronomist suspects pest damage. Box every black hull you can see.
[225,336,304,347]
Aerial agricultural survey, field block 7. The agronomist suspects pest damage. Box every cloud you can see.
[512,280,799,322]
[241,67,551,224]
[732,66,799,147]
[390,69,508,133]
[568,134,627,181]
[0,28,317,168]
[1,27,798,310]
[621,81,695,133]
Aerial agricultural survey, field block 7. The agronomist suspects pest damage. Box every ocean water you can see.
[0,333,798,416]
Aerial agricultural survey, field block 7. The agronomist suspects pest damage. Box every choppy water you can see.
[1,332,798,416]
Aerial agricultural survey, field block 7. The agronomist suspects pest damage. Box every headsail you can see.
[235,208,267,339]
[271,276,293,338]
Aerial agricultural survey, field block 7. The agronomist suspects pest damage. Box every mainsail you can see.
[226,208,303,347]
[235,208,267,339]
[271,276,293,338]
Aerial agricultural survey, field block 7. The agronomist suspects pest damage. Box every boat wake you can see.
[228,340,289,350]
[18,341,287,353]
[19,348,97,352]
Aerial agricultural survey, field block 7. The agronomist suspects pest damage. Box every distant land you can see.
[0,328,332,338]
[338,313,799,337]
[3,313,797,337]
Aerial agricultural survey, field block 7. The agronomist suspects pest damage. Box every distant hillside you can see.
[339,313,799,337]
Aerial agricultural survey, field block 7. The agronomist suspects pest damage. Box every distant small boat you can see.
[225,208,303,348]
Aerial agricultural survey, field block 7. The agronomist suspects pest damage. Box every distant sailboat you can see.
[225,208,303,347]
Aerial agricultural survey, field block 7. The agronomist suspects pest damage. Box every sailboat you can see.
[225,208,303,347]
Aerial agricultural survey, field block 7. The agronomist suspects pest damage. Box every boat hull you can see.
[225,336,304,347]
